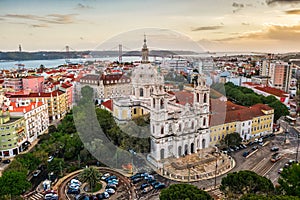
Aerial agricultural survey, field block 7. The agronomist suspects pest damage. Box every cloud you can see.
[192,26,223,31]
[242,22,250,26]
[285,9,300,14]
[232,2,244,8]
[31,24,49,28]
[2,13,78,26]
[266,0,300,6]
[76,3,93,9]
[215,23,300,42]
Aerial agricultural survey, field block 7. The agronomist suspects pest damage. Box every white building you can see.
[112,36,211,168]
[9,99,49,143]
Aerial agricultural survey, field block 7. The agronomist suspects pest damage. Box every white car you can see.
[101,173,110,180]
[47,156,54,162]
[103,192,110,198]
[33,170,41,177]
[105,188,116,194]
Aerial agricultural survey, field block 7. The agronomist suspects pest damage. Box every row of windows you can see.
[252,123,271,131]
[210,134,225,142]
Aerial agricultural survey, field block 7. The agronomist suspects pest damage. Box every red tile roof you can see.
[210,100,273,126]
[173,91,194,105]
[254,86,288,97]
[6,90,64,98]
[9,101,44,113]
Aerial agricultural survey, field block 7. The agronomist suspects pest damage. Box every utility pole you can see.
[296,133,300,162]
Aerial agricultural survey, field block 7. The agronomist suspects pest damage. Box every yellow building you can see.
[6,90,68,122]
[209,100,274,147]
[0,110,26,157]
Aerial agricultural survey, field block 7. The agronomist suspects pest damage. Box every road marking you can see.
[251,158,266,172]
[263,162,276,176]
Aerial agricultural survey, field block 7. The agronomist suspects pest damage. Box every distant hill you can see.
[0,50,200,61]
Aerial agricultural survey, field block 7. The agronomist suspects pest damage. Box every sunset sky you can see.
[1,0,300,53]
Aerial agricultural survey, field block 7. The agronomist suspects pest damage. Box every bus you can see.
[285,115,297,126]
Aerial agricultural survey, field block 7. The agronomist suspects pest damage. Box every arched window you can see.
[153,98,155,108]
[197,93,200,102]
[150,87,153,95]
[140,88,144,97]
[160,99,164,109]
[202,139,206,149]
[161,127,164,135]
[191,143,194,154]
[204,93,207,103]
[203,118,206,126]
[191,121,194,129]
[179,123,182,132]
[178,146,182,157]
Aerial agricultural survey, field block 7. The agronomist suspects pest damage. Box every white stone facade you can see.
[148,74,210,166]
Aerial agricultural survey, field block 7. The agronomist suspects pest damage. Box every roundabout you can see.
[55,167,135,200]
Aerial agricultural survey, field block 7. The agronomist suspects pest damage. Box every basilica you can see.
[112,36,210,168]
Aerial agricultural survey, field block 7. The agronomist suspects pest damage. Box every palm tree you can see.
[78,166,101,192]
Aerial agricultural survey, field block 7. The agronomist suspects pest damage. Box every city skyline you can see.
[1,0,300,53]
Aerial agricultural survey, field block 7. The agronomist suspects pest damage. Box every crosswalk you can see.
[25,192,44,200]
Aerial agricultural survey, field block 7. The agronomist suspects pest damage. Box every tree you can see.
[268,100,289,122]
[16,153,41,172]
[220,170,274,199]
[78,167,101,192]
[0,171,31,198]
[278,163,300,197]
[160,184,213,200]
[48,158,64,176]
[241,194,300,200]
[221,132,242,147]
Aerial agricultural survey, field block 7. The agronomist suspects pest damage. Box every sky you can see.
[1,0,300,53]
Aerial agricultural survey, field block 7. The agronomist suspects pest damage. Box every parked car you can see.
[33,170,41,177]
[67,188,80,194]
[142,186,153,194]
[105,175,117,182]
[270,147,279,152]
[144,175,154,180]
[101,173,110,180]
[130,173,142,180]
[269,133,275,137]
[278,168,283,174]
[252,146,258,151]
[47,156,54,162]
[105,188,115,194]
[154,183,166,189]
[107,179,118,185]
[106,184,117,190]
[96,193,105,200]
[148,179,156,184]
[103,192,110,199]
[140,183,150,190]
[2,159,10,164]
[132,177,143,184]
[242,151,249,157]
